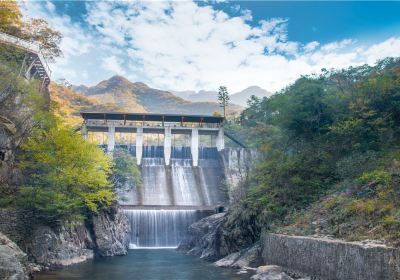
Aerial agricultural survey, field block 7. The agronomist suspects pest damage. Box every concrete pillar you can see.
[216,127,225,151]
[191,128,199,167]
[136,127,143,165]
[164,127,172,166]
[107,125,115,154]
[81,123,88,140]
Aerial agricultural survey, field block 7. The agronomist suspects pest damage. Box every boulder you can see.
[251,265,293,280]
[215,243,263,268]
[0,232,29,280]
[214,252,241,267]
[92,204,130,257]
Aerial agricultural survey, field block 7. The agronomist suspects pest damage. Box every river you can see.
[35,249,251,280]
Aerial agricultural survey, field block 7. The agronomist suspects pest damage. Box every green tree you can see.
[0,1,62,61]
[112,149,141,191]
[17,123,114,224]
[0,0,22,35]
[218,86,230,118]
[225,57,400,242]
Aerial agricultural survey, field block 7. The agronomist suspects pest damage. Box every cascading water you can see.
[122,145,224,249]
[125,209,204,248]
[141,158,171,205]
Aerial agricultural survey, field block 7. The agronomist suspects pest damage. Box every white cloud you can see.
[19,0,400,92]
[304,41,320,52]
[102,56,126,75]
[364,38,400,65]
[20,0,95,83]
[321,39,354,52]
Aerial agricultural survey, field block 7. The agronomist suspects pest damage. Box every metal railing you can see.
[85,119,221,129]
[0,32,51,78]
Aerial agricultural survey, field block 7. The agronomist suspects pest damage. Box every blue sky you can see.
[21,1,400,92]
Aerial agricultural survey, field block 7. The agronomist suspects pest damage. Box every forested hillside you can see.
[50,83,124,126]
[72,75,243,115]
[226,58,400,245]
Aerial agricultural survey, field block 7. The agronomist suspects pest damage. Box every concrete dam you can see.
[81,112,249,249]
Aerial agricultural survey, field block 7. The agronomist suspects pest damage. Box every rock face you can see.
[262,233,400,280]
[24,205,129,268]
[0,232,29,280]
[219,148,261,203]
[178,211,258,262]
[92,204,130,257]
[27,224,94,267]
[178,213,229,261]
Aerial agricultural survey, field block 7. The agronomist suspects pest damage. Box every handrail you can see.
[0,32,51,78]
[0,32,40,53]
[85,119,221,129]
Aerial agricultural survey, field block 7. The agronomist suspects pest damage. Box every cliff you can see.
[219,148,261,204]
[0,204,129,272]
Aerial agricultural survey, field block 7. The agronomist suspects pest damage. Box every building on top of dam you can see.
[80,112,226,166]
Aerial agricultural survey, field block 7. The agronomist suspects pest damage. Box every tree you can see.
[0,0,22,35]
[21,18,62,62]
[17,123,114,223]
[111,149,141,192]
[218,86,230,118]
[0,1,62,62]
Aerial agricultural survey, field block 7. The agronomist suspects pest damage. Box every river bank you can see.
[178,212,400,280]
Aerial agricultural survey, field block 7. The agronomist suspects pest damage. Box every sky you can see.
[20,1,400,93]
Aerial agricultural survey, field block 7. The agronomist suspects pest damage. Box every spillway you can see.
[121,146,225,249]
[125,209,211,248]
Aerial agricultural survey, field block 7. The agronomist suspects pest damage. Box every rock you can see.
[92,204,129,257]
[0,232,29,280]
[27,263,43,274]
[251,265,293,280]
[232,243,263,268]
[28,224,94,267]
[178,213,229,261]
[214,252,241,267]
[215,243,263,269]
[220,148,262,204]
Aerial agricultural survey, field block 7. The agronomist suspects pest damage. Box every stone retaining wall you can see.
[262,233,400,280]
[0,208,34,247]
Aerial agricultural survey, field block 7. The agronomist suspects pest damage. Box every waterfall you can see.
[121,146,225,249]
[125,209,209,248]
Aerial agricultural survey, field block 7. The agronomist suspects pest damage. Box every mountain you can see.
[173,86,272,107]
[173,90,217,103]
[50,83,125,126]
[72,76,242,115]
[172,90,196,100]
[230,86,272,106]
